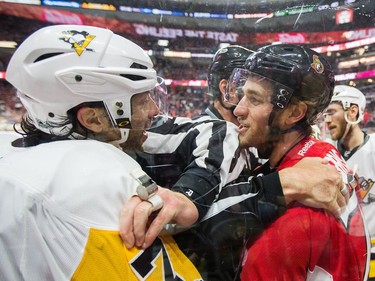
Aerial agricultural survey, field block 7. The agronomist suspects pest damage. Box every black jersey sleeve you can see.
[201,170,286,224]
[173,170,286,280]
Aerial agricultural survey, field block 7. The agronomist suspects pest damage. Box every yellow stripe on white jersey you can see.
[72,229,203,281]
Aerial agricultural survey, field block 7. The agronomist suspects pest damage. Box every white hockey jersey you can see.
[332,133,375,279]
[0,139,202,281]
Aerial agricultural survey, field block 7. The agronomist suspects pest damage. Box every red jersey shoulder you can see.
[295,137,335,158]
[279,137,351,175]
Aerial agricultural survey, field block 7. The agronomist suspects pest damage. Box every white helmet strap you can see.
[109,128,130,149]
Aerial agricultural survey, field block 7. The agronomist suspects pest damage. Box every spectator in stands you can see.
[365,120,375,134]
[324,85,375,280]
[363,107,373,126]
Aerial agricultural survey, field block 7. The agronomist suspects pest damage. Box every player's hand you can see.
[279,157,346,217]
[119,186,199,249]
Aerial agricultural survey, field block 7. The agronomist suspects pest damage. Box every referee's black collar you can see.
[203,105,224,120]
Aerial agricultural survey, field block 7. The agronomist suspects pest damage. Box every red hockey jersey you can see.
[241,136,370,281]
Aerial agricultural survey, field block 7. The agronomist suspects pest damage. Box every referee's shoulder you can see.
[151,116,237,136]
[173,116,230,129]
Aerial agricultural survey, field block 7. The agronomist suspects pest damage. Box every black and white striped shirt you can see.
[131,116,246,219]
[131,113,284,222]
[129,112,285,280]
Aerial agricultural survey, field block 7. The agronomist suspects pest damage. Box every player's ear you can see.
[348,104,359,122]
[77,107,105,133]
[218,79,228,101]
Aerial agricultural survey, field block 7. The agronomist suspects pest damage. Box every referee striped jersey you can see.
[196,105,265,172]
[130,112,286,280]
[132,115,247,220]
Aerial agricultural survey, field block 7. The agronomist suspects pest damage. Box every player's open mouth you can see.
[328,125,336,132]
[238,124,249,134]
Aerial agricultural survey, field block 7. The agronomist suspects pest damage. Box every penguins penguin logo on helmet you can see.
[59,30,96,56]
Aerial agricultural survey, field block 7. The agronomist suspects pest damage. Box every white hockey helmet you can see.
[6,25,167,135]
[331,85,366,124]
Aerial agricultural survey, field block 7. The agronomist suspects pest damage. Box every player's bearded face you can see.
[233,78,274,150]
[119,92,159,152]
[130,92,159,130]
[324,103,347,141]
[119,129,145,152]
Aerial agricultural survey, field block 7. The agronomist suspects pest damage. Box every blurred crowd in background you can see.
[2,76,374,135]
[0,8,374,134]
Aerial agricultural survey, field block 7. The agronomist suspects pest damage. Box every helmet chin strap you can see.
[338,110,359,143]
[227,104,237,114]
[267,110,306,136]
[339,122,352,144]
[267,111,289,135]
[109,128,130,149]
[344,110,361,125]
[269,125,301,135]
[218,95,237,115]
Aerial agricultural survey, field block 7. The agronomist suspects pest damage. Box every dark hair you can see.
[12,101,104,147]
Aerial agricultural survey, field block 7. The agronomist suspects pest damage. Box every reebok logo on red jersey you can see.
[297,139,315,156]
